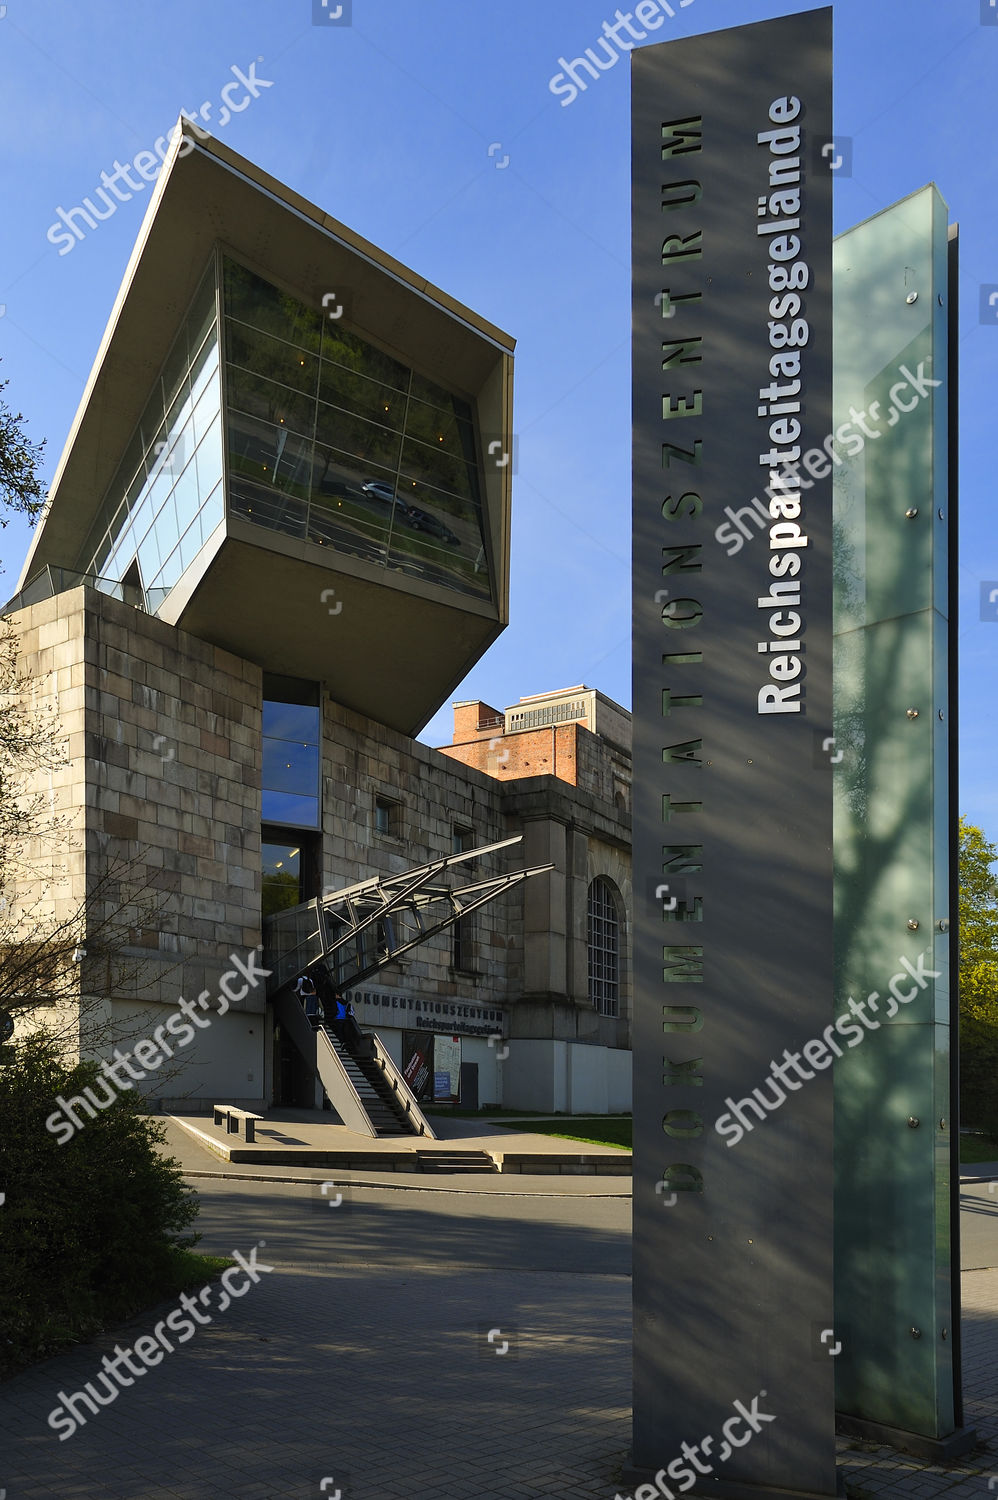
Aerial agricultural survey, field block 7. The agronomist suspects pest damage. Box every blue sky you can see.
[1,0,995,828]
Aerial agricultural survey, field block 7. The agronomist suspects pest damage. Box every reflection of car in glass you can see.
[361,480,398,505]
[403,505,460,546]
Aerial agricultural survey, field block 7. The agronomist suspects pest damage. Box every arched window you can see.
[588,877,620,1017]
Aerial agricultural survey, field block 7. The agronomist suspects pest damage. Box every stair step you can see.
[415,1151,498,1174]
[320,1027,423,1137]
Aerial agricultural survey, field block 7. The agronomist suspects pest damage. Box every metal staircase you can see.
[264,837,553,1139]
[325,1027,420,1137]
[271,985,432,1138]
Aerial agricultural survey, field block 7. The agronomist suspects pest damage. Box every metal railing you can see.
[2,566,151,617]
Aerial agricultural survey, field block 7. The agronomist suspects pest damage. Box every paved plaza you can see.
[1,1126,997,1498]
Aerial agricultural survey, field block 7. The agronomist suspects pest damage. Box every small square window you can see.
[374,795,401,837]
[452,824,474,854]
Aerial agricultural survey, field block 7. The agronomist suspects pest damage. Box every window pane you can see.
[307,497,390,564]
[318,362,407,431]
[198,484,225,545]
[228,410,314,498]
[161,342,192,429]
[171,452,202,537]
[262,840,302,917]
[178,517,202,575]
[227,321,318,397]
[404,396,477,463]
[229,478,308,537]
[156,541,184,593]
[185,267,219,362]
[223,259,322,353]
[190,337,220,412]
[192,376,221,447]
[227,364,316,439]
[321,325,410,393]
[399,436,479,503]
[136,526,161,586]
[408,370,473,423]
[314,402,402,475]
[588,878,619,1018]
[263,736,319,797]
[91,529,114,576]
[389,485,490,598]
[151,493,179,568]
[263,700,320,742]
[261,789,319,828]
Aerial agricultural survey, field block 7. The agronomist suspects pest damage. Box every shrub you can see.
[0,1032,200,1374]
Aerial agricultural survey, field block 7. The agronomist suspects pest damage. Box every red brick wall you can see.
[451,700,504,741]
[439,722,581,786]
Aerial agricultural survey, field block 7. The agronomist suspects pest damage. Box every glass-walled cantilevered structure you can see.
[224,259,492,601]
[13,122,514,734]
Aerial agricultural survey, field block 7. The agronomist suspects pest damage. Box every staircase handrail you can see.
[315,1027,379,1138]
[272,988,376,1137]
[367,1031,437,1139]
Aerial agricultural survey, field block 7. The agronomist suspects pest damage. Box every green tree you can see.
[0,368,46,527]
[959,817,998,1135]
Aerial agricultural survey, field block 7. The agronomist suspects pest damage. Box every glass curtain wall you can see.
[75,263,224,609]
[222,257,492,601]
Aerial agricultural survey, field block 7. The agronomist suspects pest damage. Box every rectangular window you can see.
[261,839,302,919]
[262,675,321,830]
[374,795,401,838]
[588,878,620,1018]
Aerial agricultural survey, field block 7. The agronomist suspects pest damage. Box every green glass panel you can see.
[833,186,955,1438]
[320,322,410,392]
[318,361,407,431]
[227,364,316,439]
[226,321,319,399]
[223,259,322,353]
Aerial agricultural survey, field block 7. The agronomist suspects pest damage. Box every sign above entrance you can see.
[351,988,504,1039]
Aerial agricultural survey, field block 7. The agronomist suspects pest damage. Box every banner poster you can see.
[433,1034,462,1102]
[402,1031,434,1101]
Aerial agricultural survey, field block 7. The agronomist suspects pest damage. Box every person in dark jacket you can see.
[295,973,323,1028]
[312,962,336,1023]
[331,990,364,1050]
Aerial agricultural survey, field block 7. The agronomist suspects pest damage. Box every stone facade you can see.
[10,586,265,1102]
[321,700,512,1001]
[8,590,633,1113]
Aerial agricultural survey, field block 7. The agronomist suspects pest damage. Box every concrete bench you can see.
[212,1105,263,1143]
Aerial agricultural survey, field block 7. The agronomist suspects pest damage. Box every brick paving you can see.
[0,1155,996,1498]
[0,1261,631,1499]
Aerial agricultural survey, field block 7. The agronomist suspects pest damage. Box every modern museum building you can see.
[5,120,632,1120]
